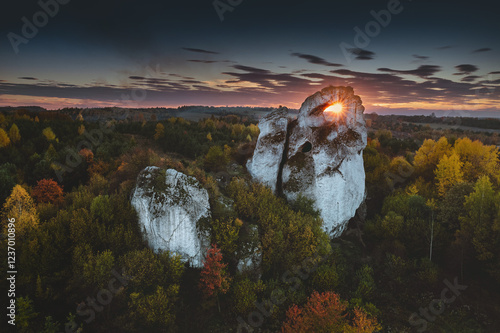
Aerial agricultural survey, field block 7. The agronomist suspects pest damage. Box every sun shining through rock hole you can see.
[324,103,343,114]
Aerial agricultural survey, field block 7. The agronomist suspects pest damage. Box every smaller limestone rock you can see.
[131,167,211,267]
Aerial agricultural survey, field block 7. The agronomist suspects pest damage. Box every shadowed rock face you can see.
[131,167,210,267]
[248,86,367,237]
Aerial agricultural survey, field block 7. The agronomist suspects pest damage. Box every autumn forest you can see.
[1,108,500,332]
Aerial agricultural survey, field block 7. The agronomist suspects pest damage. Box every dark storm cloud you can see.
[182,48,219,54]
[461,75,481,82]
[454,64,479,75]
[18,77,38,80]
[346,48,375,60]
[290,53,343,67]
[472,48,492,53]
[377,65,441,78]
[489,71,500,75]
[129,76,146,80]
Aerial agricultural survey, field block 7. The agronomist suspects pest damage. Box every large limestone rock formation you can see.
[131,167,210,267]
[247,86,367,237]
[246,107,289,193]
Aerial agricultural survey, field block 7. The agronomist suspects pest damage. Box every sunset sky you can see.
[1,0,499,114]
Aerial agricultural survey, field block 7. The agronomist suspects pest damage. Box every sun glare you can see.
[324,103,343,114]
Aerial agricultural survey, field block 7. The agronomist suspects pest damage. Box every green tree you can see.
[41,316,60,333]
[90,195,114,224]
[212,217,242,255]
[311,263,339,292]
[17,296,38,330]
[355,265,376,300]
[459,176,500,281]
[438,182,473,232]
[231,278,265,315]
[129,285,179,329]
[0,163,16,204]
[44,143,58,161]
[227,178,330,277]
[121,248,183,294]
[82,250,115,288]
[204,145,228,171]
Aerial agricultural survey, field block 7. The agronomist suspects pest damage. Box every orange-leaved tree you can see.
[78,148,94,164]
[199,244,231,312]
[31,179,64,205]
[282,291,380,333]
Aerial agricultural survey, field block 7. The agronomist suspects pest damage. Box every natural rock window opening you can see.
[301,141,312,153]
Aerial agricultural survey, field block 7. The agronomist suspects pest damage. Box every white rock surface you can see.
[131,167,210,267]
[248,86,367,237]
[246,107,289,193]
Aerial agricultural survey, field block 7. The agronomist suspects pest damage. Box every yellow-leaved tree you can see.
[2,185,39,236]
[42,127,56,141]
[78,124,85,135]
[435,152,464,196]
[154,123,165,140]
[9,124,21,143]
[0,128,10,148]
[413,137,452,179]
[453,137,499,183]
